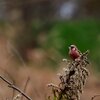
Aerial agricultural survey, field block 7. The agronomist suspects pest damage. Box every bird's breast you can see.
[69,50,80,60]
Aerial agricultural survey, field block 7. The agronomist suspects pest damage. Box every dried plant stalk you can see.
[48,50,89,100]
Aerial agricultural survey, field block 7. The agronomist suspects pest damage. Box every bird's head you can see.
[69,45,77,51]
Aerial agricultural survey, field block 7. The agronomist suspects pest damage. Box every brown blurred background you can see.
[0,0,100,100]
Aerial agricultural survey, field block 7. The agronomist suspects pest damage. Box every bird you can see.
[69,45,82,61]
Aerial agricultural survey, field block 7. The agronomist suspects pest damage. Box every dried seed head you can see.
[48,50,89,100]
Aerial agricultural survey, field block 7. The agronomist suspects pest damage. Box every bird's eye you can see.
[71,46,74,49]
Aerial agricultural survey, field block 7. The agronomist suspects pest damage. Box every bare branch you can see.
[0,75,32,100]
[0,67,16,99]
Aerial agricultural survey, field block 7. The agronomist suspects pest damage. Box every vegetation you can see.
[48,50,89,100]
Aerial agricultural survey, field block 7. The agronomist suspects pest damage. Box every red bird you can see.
[69,45,81,60]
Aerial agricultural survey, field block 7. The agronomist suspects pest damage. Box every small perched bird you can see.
[69,45,81,60]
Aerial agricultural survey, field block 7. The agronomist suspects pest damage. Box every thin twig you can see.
[22,76,30,100]
[0,67,16,99]
[7,41,26,67]
[0,75,32,100]
[23,77,30,93]
[91,95,100,100]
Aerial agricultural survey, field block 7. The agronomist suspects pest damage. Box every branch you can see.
[91,95,100,100]
[0,67,16,99]
[0,75,32,100]
[23,77,30,93]
[22,76,30,100]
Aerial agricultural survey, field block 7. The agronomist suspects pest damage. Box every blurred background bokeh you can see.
[0,0,100,100]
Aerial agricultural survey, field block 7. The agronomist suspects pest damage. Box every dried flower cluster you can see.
[48,50,89,100]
